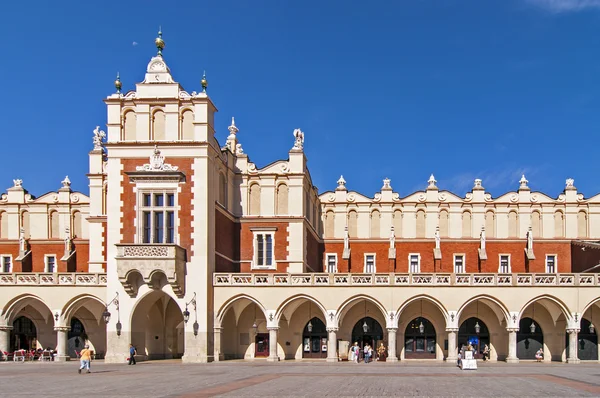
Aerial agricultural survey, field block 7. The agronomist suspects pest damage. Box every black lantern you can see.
[116,321,122,336]
[182,292,197,324]
[530,303,536,334]
[102,308,111,324]
[419,321,425,334]
[104,292,119,325]
[54,312,59,322]
[183,308,190,323]
[252,303,258,334]
[307,302,313,332]
[362,300,368,333]
[475,301,481,335]
[193,321,199,336]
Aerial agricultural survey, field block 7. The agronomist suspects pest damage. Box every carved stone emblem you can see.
[136,146,179,172]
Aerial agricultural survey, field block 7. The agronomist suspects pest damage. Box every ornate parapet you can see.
[115,244,186,297]
[0,273,107,286]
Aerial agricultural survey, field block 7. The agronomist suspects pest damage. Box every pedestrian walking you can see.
[128,344,137,365]
[78,345,92,374]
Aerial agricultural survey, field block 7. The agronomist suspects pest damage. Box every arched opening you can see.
[416,210,426,238]
[302,317,327,359]
[123,111,137,141]
[462,211,472,238]
[565,318,598,361]
[249,184,261,216]
[49,210,59,239]
[351,317,384,355]
[11,316,37,351]
[485,211,495,238]
[72,211,82,238]
[181,110,194,140]
[325,211,334,238]
[554,211,564,238]
[458,317,489,359]
[131,290,184,360]
[370,210,380,238]
[0,211,7,239]
[404,317,436,359]
[439,210,449,237]
[67,318,87,358]
[517,317,543,359]
[276,183,288,215]
[348,211,358,238]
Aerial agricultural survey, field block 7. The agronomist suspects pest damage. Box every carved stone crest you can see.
[136,146,179,172]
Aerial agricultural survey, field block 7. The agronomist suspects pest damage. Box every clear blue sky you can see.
[3,0,600,199]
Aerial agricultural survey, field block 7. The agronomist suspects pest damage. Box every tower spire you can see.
[114,72,122,93]
[201,70,208,93]
[155,27,165,57]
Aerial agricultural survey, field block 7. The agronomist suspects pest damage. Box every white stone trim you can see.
[364,253,376,273]
[325,253,338,273]
[499,253,511,273]
[0,254,12,273]
[252,229,276,270]
[453,253,465,274]
[44,254,57,273]
[408,253,421,273]
[545,254,557,274]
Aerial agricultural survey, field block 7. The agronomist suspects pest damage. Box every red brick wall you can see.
[120,158,194,255]
[305,226,323,273]
[571,243,600,273]
[215,208,240,272]
[240,222,289,273]
[0,243,21,271]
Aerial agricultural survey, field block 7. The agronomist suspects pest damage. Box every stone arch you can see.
[518,295,572,325]
[180,109,194,140]
[370,209,380,238]
[396,295,449,326]
[248,183,261,215]
[123,110,137,141]
[439,209,449,237]
[21,210,30,238]
[216,294,268,326]
[152,109,166,141]
[456,295,511,327]
[554,210,565,238]
[581,298,600,319]
[337,295,388,328]
[393,209,402,237]
[2,294,53,325]
[276,183,289,215]
[274,294,328,325]
[578,210,588,238]
[485,210,496,238]
[61,294,106,324]
[462,210,472,238]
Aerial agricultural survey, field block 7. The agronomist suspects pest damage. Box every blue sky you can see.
[2,0,600,199]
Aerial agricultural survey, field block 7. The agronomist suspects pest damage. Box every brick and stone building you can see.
[1,33,600,364]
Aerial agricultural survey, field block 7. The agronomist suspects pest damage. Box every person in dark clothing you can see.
[128,344,137,365]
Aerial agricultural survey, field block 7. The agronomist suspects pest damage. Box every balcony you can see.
[0,273,107,286]
[116,244,186,297]
[213,273,600,287]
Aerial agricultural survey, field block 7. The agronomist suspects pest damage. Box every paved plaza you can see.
[1,361,600,397]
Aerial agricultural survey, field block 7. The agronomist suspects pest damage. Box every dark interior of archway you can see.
[517,317,543,359]
[404,317,436,358]
[566,318,598,361]
[11,316,36,351]
[302,317,327,358]
[352,317,383,350]
[458,317,489,358]
[68,318,87,351]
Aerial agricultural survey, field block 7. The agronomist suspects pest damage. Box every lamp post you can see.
[102,292,121,336]
[530,303,536,334]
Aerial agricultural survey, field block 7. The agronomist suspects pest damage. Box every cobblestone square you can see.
[1,361,600,397]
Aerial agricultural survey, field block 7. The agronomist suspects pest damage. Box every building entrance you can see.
[458,317,489,359]
[11,316,37,351]
[302,317,327,359]
[351,317,384,359]
[254,333,269,357]
[517,317,543,359]
[566,318,598,361]
[404,317,436,359]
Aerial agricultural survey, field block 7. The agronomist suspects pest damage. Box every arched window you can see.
[531,211,542,238]
[462,211,472,238]
[152,110,165,141]
[218,173,227,206]
[485,211,495,238]
[508,211,518,237]
[578,211,588,238]
[21,211,30,239]
[72,211,82,238]
[276,184,288,215]
[370,210,380,238]
[439,210,449,237]
[554,211,564,238]
[0,211,7,239]
[393,210,402,237]
[325,211,335,238]
[348,211,358,238]
[181,110,194,140]
[249,184,261,215]
[416,210,426,238]
[123,111,136,141]
[49,211,59,239]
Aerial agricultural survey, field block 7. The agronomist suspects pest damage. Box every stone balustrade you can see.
[0,273,107,286]
[213,272,600,287]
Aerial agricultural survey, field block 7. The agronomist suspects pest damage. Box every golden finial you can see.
[155,26,165,57]
[114,72,122,93]
[201,70,208,93]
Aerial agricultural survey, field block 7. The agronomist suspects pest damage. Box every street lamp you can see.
[362,300,368,333]
[182,292,197,324]
[475,300,481,335]
[103,292,121,336]
[530,303,536,334]
[419,300,424,334]
[307,301,313,333]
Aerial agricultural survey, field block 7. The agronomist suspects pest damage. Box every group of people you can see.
[457,343,490,367]
[76,343,137,374]
[348,342,386,363]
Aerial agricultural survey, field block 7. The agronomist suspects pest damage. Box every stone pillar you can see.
[446,329,458,362]
[387,328,398,362]
[213,327,223,362]
[506,329,519,363]
[0,326,12,354]
[567,329,580,364]
[267,327,279,362]
[326,328,338,362]
[55,326,70,362]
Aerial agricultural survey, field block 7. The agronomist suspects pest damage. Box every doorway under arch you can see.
[351,316,383,354]
[458,317,489,359]
[404,317,436,359]
[11,316,37,351]
[517,317,543,360]
[131,290,184,360]
[67,318,87,358]
[566,318,598,361]
[302,317,327,359]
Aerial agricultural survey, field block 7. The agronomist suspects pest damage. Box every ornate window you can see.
[1,256,11,273]
[253,230,275,269]
[326,253,337,273]
[454,254,465,273]
[546,255,556,273]
[499,254,511,274]
[409,253,421,273]
[364,253,376,273]
[139,191,176,244]
[45,255,57,273]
